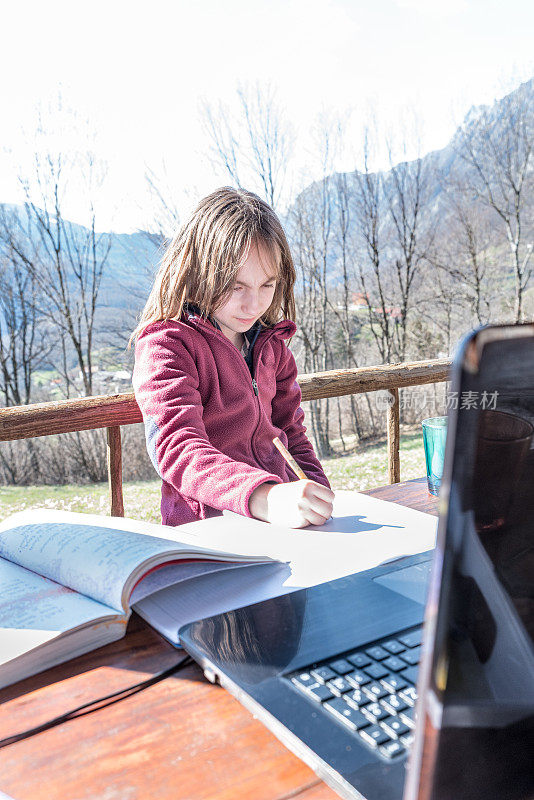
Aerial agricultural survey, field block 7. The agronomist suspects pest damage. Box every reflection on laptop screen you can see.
[409,327,534,800]
[375,561,432,606]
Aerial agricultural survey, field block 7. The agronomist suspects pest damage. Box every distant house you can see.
[111,370,131,384]
[72,368,132,393]
[98,370,132,392]
[348,293,402,321]
[336,292,370,312]
[351,292,369,309]
[381,306,402,321]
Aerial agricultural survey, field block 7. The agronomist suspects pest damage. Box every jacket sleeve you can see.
[133,326,283,517]
[270,344,331,489]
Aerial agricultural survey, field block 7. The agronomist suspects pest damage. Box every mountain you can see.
[1,78,532,326]
[0,204,159,306]
[287,77,533,283]
[96,230,160,311]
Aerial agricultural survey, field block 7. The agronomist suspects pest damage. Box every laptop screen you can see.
[408,326,534,800]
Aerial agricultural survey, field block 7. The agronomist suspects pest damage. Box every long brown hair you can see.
[131,187,296,342]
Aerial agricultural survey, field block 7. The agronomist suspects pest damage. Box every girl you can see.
[132,187,334,529]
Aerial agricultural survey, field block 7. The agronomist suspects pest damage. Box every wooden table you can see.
[0,478,438,800]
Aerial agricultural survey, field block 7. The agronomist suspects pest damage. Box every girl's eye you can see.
[233,285,243,292]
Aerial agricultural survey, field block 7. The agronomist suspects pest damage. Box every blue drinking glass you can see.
[422,417,448,496]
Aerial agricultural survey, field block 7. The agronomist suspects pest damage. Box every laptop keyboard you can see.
[287,625,422,761]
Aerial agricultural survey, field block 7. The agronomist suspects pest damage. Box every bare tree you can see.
[411,263,462,358]
[332,172,360,441]
[144,161,182,248]
[428,197,496,328]
[352,129,395,363]
[0,241,54,484]
[350,116,435,365]
[328,172,377,439]
[290,114,357,456]
[455,80,534,322]
[289,183,334,457]
[0,146,113,397]
[237,84,294,209]
[201,99,243,188]
[0,247,51,406]
[201,83,293,209]
[384,135,434,361]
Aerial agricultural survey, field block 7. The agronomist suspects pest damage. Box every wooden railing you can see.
[0,358,451,516]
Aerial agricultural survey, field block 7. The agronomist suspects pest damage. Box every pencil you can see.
[272,437,308,480]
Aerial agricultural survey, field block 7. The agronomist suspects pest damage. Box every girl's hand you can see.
[249,480,335,528]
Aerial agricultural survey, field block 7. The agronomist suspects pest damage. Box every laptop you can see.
[180,324,534,800]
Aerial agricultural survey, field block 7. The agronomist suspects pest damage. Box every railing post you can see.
[387,388,400,484]
[107,426,124,517]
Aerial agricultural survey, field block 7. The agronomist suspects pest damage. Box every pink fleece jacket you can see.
[133,311,330,526]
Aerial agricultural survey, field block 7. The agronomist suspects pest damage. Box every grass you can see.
[0,430,427,523]
[0,480,164,523]
[323,430,426,491]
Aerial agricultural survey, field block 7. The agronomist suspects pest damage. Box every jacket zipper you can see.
[192,316,276,398]
[187,316,283,465]
[249,335,281,457]
[228,335,267,461]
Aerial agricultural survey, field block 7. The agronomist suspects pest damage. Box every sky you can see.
[1,0,533,232]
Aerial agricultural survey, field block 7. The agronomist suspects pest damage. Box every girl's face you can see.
[213,242,278,347]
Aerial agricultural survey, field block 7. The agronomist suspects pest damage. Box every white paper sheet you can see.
[221,490,437,584]
[134,490,438,645]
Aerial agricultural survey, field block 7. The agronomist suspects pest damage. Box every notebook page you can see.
[129,560,256,604]
[133,562,293,645]
[0,510,280,612]
[0,558,121,666]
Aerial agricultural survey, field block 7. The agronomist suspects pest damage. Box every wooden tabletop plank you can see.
[2,668,335,800]
[0,480,437,800]
[1,637,339,800]
[361,476,438,516]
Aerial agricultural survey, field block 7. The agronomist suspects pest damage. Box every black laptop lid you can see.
[406,325,534,800]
